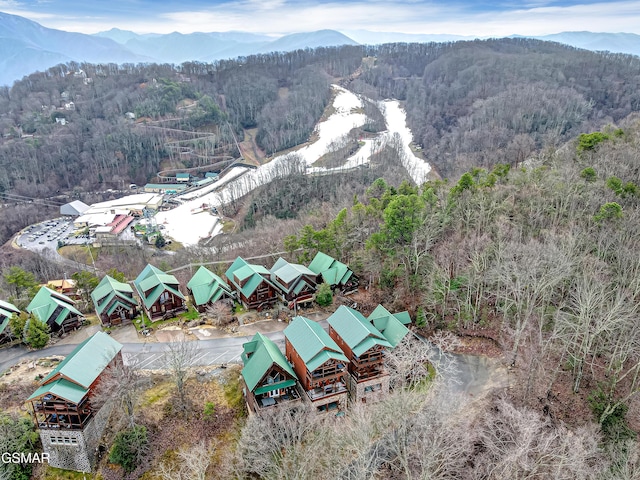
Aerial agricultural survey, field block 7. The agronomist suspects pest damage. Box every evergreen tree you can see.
[25,318,49,349]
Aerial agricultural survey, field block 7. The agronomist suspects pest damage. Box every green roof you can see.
[367,304,411,348]
[327,306,391,357]
[225,257,275,298]
[28,332,122,403]
[91,275,137,316]
[0,300,20,335]
[0,299,20,315]
[254,379,296,395]
[0,317,9,335]
[134,264,185,309]
[187,266,233,306]
[242,332,298,393]
[368,305,411,325]
[308,252,353,286]
[144,183,187,190]
[394,311,412,325]
[284,316,348,372]
[269,258,317,294]
[27,287,82,326]
[371,316,409,348]
[176,173,190,179]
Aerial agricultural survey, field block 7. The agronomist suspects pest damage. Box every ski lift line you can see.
[226,121,242,156]
[0,192,64,207]
[0,191,65,204]
[0,192,63,205]
[164,248,304,274]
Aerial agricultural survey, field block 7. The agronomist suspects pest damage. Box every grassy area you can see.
[140,379,174,408]
[221,367,246,416]
[133,307,202,332]
[221,219,235,233]
[83,313,100,326]
[57,245,99,265]
[43,466,99,479]
[162,240,183,252]
[180,307,199,321]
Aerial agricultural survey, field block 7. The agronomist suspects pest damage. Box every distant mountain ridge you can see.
[0,12,149,86]
[96,28,358,64]
[1,9,640,87]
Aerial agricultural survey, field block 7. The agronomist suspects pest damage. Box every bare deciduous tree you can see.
[164,339,198,411]
[92,352,148,428]
[204,299,233,327]
[156,440,216,480]
[473,397,605,480]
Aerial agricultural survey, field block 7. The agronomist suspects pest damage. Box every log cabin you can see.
[284,316,349,414]
[27,332,122,472]
[241,332,301,413]
[328,306,391,404]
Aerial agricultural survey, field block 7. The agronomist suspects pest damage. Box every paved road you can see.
[1,321,506,399]
[0,330,287,374]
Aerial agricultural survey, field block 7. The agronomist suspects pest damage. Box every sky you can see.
[1,0,640,37]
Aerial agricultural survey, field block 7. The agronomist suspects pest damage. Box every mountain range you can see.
[1,10,640,87]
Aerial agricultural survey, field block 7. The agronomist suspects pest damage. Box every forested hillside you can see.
[2,37,640,478]
[239,121,640,478]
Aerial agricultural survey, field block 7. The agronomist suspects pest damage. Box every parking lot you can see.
[16,217,82,252]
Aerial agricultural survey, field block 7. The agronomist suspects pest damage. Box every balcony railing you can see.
[307,382,347,401]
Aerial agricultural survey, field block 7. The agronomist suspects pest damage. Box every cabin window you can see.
[50,436,78,445]
[364,384,382,393]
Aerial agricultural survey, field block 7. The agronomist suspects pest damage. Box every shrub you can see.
[577,131,609,152]
[109,425,148,473]
[315,282,333,307]
[594,202,623,223]
[580,167,597,182]
[24,319,49,349]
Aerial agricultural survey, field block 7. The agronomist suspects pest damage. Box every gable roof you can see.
[91,275,138,316]
[28,332,122,403]
[269,257,317,294]
[368,304,412,326]
[133,264,185,309]
[328,306,391,357]
[241,332,298,393]
[225,256,275,298]
[187,266,233,306]
[308,251,353,286]
[27,287,82,326]
[284,316,348,372]
[0,299,20,334]
[367,305,411,348]
[60,200,90,216]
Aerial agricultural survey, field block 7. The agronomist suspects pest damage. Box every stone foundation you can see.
[305,391,348,414]
[346,373,389,405]
[39,401,113,472]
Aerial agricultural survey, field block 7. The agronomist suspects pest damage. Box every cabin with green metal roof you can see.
[27,332,122,472]
[367,305,411,348]
[133,264,186,321]
[187,266,234,312]
[284,316,348,413]
[328,306,392,403]
[0,299,20,343]
[91,275,139,326]
[225,256,278,310]
[27,286,83,334]
[307,251,359,294]
[269,257,319,307]
[241,332,301,413]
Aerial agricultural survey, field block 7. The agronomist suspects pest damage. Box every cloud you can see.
[6,0,640,36]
